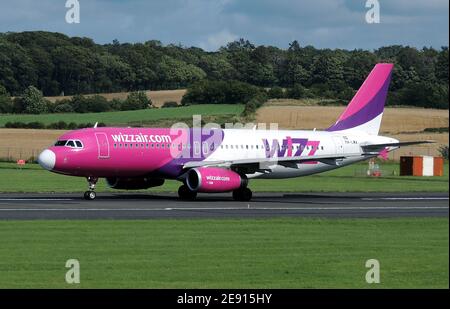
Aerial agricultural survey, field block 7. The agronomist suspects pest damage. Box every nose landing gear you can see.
[84,177,98,200]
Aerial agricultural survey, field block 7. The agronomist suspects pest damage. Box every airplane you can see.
[37,63,431,201]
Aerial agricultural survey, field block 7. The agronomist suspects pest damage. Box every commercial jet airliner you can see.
[38,63,430,201]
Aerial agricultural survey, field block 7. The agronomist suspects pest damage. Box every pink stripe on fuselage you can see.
[338,64,394,122]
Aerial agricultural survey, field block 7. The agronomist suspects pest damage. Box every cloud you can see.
[199,29,238,51]
[0,0,447,50]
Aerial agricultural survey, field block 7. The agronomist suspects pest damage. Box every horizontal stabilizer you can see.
[361,140,435,152]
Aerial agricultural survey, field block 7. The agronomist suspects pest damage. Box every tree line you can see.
[0,31,448,109]
[0,85,152,114]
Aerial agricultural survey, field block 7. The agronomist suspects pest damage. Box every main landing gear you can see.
[178,185,197,201]
[177,185,253,201]
[232,187,252,202]
[84,176,98,200]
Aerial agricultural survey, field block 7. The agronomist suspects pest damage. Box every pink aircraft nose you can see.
[38,149,56,170]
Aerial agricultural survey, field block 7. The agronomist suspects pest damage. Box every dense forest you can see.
[0,31,448,109]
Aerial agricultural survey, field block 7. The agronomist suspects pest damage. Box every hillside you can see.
[0,31,448,109]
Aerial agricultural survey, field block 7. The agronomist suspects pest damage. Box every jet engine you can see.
[186,167,247,193]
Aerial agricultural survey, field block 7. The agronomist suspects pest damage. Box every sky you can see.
[0,0,448,51]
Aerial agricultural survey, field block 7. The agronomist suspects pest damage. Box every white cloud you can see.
[199,29,238,51]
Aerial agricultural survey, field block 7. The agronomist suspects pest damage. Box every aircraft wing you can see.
[182,153,361,171]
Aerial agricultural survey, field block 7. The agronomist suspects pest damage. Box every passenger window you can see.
[66,140,75,147]
[75,141,83,148]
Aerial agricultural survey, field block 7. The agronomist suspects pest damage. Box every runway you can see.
[0,192,448,220]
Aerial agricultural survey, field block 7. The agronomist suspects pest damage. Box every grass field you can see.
[0,218,447,288]
[0,104,244,127]
[0,162,447,193]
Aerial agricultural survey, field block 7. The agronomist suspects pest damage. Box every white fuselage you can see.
[204,129,398,179]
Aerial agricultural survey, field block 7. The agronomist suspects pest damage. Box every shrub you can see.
[161,101,179,108]
[286,84,308,99]
[0,95,13,113]
[25,121,45,129]
[110,98,125,111]
[67,122,78,130]
[121,91,152,111]
[182,80,263,105]
[47,121,68,129]
[70,95,90,113]
[267,86,285,99]
[86,95,111,112]
[22,86,48,114]
[242,93,268,117]
[54,102,74,113]
[438,145,449,160]
[5,121,25,129]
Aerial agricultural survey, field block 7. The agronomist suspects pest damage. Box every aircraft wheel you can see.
[233,187,252,201]
[84,191,96,200]
[178,185,197,201]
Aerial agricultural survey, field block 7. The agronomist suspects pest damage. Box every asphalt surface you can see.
[0,192,448,220]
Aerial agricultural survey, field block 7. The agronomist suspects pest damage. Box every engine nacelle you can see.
[186,167,247,193]
[106,177,165,190]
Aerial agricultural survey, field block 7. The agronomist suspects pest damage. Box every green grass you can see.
[0,162,447,193]
[0,104,244,127]
[0,218,447,288]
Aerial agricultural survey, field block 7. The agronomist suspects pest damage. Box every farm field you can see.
[44,89,187,108]
[255,105,448,158]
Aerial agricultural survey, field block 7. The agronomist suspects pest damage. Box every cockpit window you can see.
[54,140,67,146]
[54,139,84,148]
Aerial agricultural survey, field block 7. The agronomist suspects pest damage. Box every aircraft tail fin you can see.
[326,63,394,135]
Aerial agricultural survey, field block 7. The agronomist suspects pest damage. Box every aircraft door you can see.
[332,136,344,155]
[95,132,110,159]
